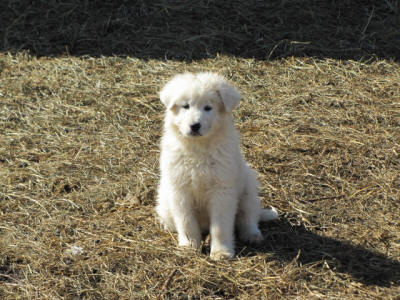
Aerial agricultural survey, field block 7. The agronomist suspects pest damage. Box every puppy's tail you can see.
[260,207,279,222]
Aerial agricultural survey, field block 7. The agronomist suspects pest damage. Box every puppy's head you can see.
[160,72,240,138]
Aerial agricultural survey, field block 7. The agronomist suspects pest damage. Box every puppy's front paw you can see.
[178,237,201,250]
[210,249,235,260]
[160,220,176,232]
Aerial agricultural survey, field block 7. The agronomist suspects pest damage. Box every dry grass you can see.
[1,1,400,299]
[1,53,399,299]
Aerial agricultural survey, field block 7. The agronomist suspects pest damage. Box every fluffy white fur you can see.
[156,72,278,260]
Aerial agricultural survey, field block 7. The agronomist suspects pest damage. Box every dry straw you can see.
[1,0,400,299]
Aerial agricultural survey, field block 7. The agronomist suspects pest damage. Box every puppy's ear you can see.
[160,73,193,110]
[159,79,176,110]
[216,80,241,112]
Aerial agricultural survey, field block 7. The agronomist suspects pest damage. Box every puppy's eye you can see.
[183,104,190,109]
[204,105,213,111]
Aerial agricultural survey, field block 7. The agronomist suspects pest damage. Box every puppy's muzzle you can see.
[190,123,201,136]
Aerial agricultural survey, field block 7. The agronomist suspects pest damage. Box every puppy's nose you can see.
[190,123,201,133]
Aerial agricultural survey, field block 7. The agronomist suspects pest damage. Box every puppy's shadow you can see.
[238,219,400,287]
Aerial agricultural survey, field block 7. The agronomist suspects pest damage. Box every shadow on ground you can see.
[1,0,399,60]
[241,219,400,287]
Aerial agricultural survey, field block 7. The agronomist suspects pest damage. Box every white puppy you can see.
[156,72,278,260]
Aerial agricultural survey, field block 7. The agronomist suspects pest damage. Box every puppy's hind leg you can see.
[236,168,269,245]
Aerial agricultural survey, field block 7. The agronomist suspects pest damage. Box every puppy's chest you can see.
[183,154,217,183]
[164,141,241,190]
[170,151,221,187]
